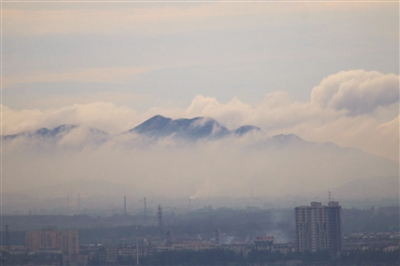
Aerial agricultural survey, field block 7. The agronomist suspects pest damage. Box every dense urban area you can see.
[1,198,399,266]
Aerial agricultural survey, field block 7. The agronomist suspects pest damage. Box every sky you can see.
[1,1,399,202]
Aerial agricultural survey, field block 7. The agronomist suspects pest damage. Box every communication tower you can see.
[166,230,172,246]
[143,197,147,225]
[215,229,220,245]
[5,225,10,252]
[124,195,127,215]
[157,205,163,241]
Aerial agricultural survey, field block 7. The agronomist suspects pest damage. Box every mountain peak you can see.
[3,124,78,140]
[234,125,261,136]
[271,134,305,146]
[129,115,173,135]
[128,115,232,140]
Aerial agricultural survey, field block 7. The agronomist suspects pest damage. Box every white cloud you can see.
[2,70,399,161]
[311,70,399,115]
[186,96,254,129]
[3,126,398,199]
[2,102,141,135]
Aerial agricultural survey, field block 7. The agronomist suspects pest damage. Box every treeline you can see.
[78,207,294,244]
[3,249,398,265]
[338,249,400,265]
[342,207,399,234]
[89,249,400,266]
[1,253,62,265]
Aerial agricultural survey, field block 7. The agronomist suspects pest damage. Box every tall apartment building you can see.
[26,227,79,255]
[26,226,60,251]
[295,201,342,255]
[60,230,79,255]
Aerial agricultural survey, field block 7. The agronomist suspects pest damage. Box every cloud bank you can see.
[5,69,397,160]
[3,125,398,200]
[311,70,399,115]
[2,70,399,206]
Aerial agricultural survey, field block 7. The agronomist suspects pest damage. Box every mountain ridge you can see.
[3,115,262,141]
[2,115,396,165]
[127,115,248,140]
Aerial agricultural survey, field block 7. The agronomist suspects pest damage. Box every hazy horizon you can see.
[2,1,399,214]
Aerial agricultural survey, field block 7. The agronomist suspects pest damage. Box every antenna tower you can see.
[124,195,127,215]
[143,197,147,225]
[328,191,332,202]
[215,229,220,245]
[157,205,163,241]
[166,230,172,246]
[135,226,139,265]
[78,194,81,211]
[5,225,10,252]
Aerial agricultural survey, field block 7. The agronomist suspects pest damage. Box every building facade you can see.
[295,201,342,255]
[26,227,79,255]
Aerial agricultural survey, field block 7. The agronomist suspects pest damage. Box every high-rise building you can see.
[60,230,79,255]
[26,227,79,255]
[295,201,342,255]
[26,226,60,251]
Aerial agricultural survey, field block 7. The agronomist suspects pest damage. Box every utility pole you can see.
[136,226,139,265]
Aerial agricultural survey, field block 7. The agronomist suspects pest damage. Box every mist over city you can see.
[1,1,399,265]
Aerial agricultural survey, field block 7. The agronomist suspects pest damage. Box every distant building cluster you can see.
[343,232,400,251]
[80,237,296,265]
[1,197,399,265]
[295,201,342,255]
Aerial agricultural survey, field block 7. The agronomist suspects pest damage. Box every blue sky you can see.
[2,1,399,161]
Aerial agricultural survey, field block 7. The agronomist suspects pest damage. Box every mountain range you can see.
[1,115,397,157]
[3,115,262,142]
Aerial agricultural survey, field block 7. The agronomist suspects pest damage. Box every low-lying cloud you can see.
[2,70,399,163]
[3,130,398,201]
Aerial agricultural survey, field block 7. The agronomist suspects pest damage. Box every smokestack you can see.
[189,198,191,211]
